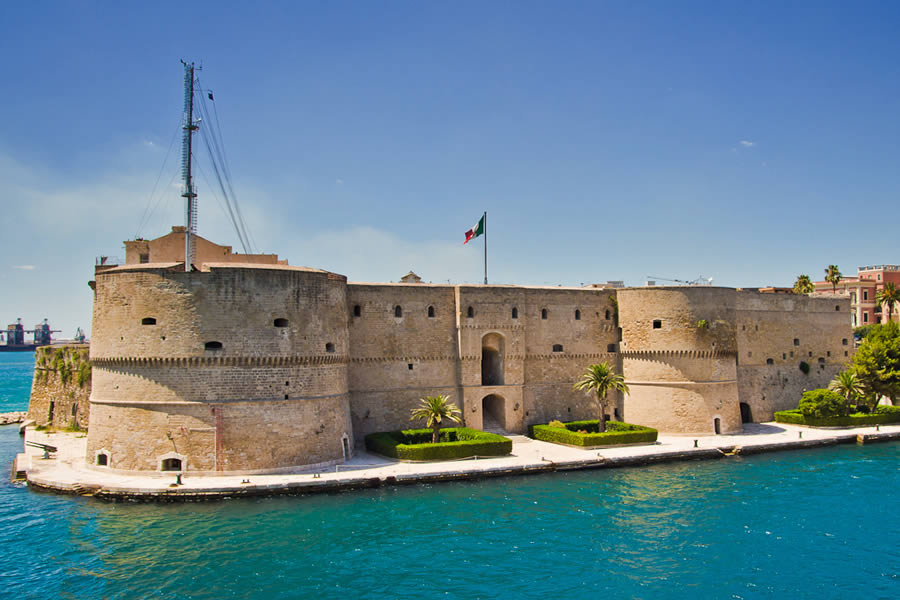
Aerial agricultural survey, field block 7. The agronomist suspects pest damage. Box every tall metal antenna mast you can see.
[180,60,200,271]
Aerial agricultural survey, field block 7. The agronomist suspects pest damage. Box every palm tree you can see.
[793,274,814,295]
[829,370,863,408]
[410,394,462,443]
[573,362,629,432]
[876,282,900,323]
[824,265,842,293]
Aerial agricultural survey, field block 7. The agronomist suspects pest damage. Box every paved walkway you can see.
[16,422,900,501]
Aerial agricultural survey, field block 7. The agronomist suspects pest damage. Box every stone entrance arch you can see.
[482,394,506,432]
[739,402,753,424]
[481,333,505,386]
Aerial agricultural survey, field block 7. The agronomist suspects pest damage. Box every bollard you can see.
[693,439,698,448]
[175,473,182,485]
[798,431,802,439]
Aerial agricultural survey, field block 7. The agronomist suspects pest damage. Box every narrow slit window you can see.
[394,306,402,318]
[541,308,548,320]
[353,305,361,317]
[467,306,474,318]
[141,317,156,326]
[605,309,611,320]
[427,306,435,318]
[575,309,581,320]
[512,307,518,319]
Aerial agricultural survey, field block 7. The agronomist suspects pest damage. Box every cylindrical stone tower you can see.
[617,287,742,434]
[86,263,353,474]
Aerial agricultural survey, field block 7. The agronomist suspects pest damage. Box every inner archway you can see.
[481,333,505,386]
[482,394,506,432]
[740,402,753,424]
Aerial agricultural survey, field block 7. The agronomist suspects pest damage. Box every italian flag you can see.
[464,215,485,244]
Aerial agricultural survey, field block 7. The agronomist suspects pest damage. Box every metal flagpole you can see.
[483,211,488,284]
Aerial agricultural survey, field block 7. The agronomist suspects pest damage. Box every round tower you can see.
[86,263,353,474]
[617,287,742,434]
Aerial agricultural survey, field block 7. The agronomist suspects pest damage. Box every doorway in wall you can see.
[481,333,505,386]
[482,394,506,433]
[739,403,753,424]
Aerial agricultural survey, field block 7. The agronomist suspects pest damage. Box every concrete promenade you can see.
[14,422,900,502]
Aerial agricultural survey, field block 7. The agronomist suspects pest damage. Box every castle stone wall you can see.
[27,344,92,430]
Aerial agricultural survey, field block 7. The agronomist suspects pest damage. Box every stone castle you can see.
[77,228,852,475]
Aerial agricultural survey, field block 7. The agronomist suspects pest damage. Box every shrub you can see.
[799,361,810,375]
[875,405,900,415]
[799,389,849,418]
[697,319,709,330]
[365,427,511,461]
[530,420,657,447]
[775,408,900,427]
[548,420,566,428]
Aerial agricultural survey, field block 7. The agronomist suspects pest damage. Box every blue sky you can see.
[2,2,899,337]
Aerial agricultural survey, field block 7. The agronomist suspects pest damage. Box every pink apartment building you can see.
[814,265,900,327]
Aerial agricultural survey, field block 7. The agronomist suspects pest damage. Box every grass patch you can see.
[774,407,900,427]
[365,427,512,461]
[530,420,658,447]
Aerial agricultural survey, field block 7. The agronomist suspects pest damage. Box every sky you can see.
[2,1,899,337]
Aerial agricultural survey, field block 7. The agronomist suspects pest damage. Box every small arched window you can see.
[766,358,774,365]
[325,342,335,353]
[273,318,289,327]
[605,309,611,320]
[575,309,581,320]
[141,317,156,325]
[541,308,548,320]
[353,305,361,317]
[161,458,182,471]
[96,453,108,466]
[204,341,223,351]
[394,306,403,318]
[512,307,518,319]
[552,344,563,352]
[428,306,435,318]
[467,306,474,318]
[835,305,841,311]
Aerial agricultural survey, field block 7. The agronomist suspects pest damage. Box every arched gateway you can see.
[481,394,506,432]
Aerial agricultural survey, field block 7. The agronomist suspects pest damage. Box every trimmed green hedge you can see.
[365,427,512,461]
[529,420,658,447]
[774,408,900,427]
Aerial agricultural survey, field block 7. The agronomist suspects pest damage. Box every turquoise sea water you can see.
[0,352,33,412]
[1,354,898,599]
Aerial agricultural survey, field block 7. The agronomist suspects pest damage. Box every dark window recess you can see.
[793,338,800,346]
[842,338,848,346]
[274,318,289,327]
[827,351,831,357]
[605,310,611,320]
[325,343,335,353]
[394,306,402,318]
[835,305,841,311]
[607,344,616,352]
[141,317,156,325]
[766,358,774,365]
[782,353,787,360]
[204,341,223,350]
[844,351,848,357]
[408,363,414,370]
[427,306,435,318]
[512,307,518,319]
[96,454,108,466]
[139,253,149,264]
[541,309,548,320]
[809,351,813,357]
[653,320,662,329]
[161,458,182,471]
[353,305,361,317]
[467,306,474,318]
[818,357,826,365]
[552,344,563,352]
[284,394,289,400]
[575,309,581,320]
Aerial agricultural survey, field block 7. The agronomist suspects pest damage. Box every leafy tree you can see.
[410,394,462,443]
[876,282,900,323]
[793,274,814,295]
[824,265,842,293]
[573,362,629,432]
[851,322,900,410]
[854,324,875,341]
[798,389,849,418]
[829,370,863,406]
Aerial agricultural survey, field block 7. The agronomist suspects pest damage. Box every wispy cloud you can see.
[13,265,35,270]
[739,140,755,147]
[335,178,344,185]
